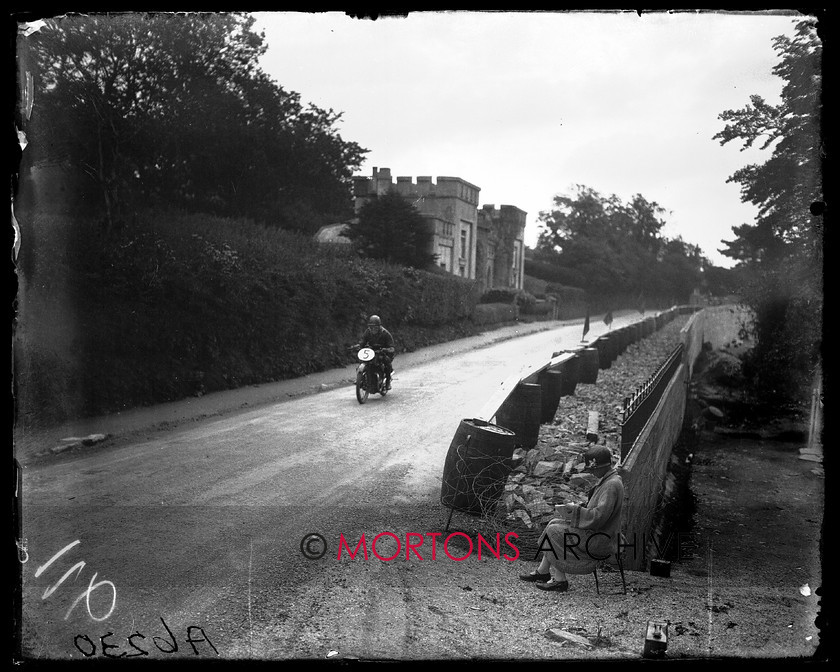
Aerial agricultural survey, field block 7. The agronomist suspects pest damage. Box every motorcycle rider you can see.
[354,315,395,390]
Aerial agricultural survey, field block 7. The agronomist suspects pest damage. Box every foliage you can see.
[471,303,518,325]
[23,13,367,233]
[344,191,437,269]
[702,264,745,298]
[480,287,528,305]
[533,186,706,306]
[15,208,484,426]
[713,18,823,403]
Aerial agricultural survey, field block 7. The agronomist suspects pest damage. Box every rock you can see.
[545,628,593,648]
[512,509,533,528]
[61,433,109,447]
[527,501,554,517]
[51,441,82,454]
[532,461,558,477]
[523,450,543,473]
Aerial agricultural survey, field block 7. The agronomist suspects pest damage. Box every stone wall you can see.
[680,309,705,378]
[619,363,688,571]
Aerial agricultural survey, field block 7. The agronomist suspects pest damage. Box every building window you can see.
[438,243,453,272]
[512,241,522,288]
[460,230,468,259]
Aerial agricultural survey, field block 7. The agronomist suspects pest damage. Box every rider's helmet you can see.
[368,315,382,329]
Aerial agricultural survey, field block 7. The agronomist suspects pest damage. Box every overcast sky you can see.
[252,10,806,268]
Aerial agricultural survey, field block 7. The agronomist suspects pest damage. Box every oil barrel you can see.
[495,383,541,450]
[538,369,563,423]
[579,347,599,384]
[440,419,518,515]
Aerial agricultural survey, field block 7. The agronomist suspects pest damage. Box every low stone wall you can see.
[620,363,687,571]
[680,310,705,378]
[702,304,752,350]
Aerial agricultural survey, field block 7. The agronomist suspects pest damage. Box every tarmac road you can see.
[16,309,825,661]
[18,313,638,660]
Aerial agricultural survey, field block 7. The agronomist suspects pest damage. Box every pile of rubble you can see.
[503,315,691,530]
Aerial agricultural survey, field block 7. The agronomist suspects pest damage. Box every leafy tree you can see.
[24,12,366,231]
[656,237,704,305]
[344,191,437,269]
[713,17,823,402]
[534,185,706,306]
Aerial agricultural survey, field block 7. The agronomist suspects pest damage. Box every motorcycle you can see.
[355,346,390,404]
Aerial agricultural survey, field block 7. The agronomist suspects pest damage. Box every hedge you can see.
[471,303,519,325]
[15,209,483,426]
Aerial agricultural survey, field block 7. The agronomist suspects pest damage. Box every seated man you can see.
[355,314,395,389]
[519,445,624,592]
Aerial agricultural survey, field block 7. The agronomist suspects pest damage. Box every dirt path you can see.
[657,429,823,658]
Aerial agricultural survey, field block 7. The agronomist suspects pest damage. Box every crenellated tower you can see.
[353,167,480,280]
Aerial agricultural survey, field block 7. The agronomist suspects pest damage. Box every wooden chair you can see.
[593,552,627,595]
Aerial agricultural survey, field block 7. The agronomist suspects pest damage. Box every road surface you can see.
[19,315,641,660]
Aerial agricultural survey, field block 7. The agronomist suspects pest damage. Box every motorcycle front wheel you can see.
[356,374,368,404]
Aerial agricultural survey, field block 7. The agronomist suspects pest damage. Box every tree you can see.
[344,191,436,269]
[713,17,823,402]
[714,20,822,260]
[24,13,367,231]
[534,185,704,306]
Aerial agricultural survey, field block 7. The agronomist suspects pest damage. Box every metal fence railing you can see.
[619,343,684,461]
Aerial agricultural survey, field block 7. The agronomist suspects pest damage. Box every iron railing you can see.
[619,343,684,460]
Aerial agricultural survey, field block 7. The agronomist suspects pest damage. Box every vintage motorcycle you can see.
[355,346,390,404]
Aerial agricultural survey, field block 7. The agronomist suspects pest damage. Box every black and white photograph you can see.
[11,9,826,662]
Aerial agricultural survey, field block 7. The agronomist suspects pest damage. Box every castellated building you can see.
[353,167,480,280]
[350,167,525,293]
[476,204,526,292]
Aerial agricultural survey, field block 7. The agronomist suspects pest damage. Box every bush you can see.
[521,298,555,316]
[543,283,588,319]
[471,303,518,325]
[480,288,537,309]
[15,208,485,427]
[523,274,549,298]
